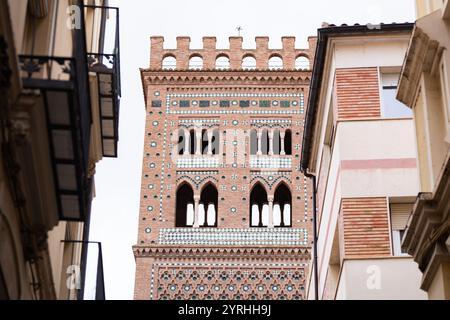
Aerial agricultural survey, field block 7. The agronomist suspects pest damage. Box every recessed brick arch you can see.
[242,53,257,69]
[295,54,310,70]
[269,54,283,70]
[189,54,204,70]
[162,54,177,70]
[215,53,230,70]
[175,181,195,227]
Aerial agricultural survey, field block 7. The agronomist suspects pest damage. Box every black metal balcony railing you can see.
[60,241,105,300]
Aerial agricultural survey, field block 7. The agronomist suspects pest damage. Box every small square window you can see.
[220,100,230,108]
[240,100,250,108]
[151,100,162,108]
[180,100,190,108]
[199,100,210,108]
[280,101,290,108]
[260,101,270,108]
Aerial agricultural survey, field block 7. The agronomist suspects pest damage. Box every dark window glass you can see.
[280,101,290,108]
[199,100,210,108]
[220,100,230,108]
[180,100,190,108]
[240,100,250,108]
[260,101,270,108]
[151,100,162,108]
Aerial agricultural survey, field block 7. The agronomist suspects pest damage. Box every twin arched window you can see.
[175,182,292,228]
[250,182,292,228]
[176,183,218,227]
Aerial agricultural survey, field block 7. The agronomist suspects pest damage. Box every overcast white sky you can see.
[88,0,416,300]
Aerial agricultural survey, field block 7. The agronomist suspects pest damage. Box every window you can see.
[390,203,413,256]
[273,183,292,227]
[242,56,256,70]
[261,129,269,155]
[151,100,162,108]
[178,129,186,155]
[189,56,203,70]
[250,183,269,227]
[189,130,196,155]
[284,130,292,155]
[162,56,176,70]
[295,56,310,70]
[381,73,413,118]
[199,184,218,227]
[250,130,258,155]
[216,56,230,70]
[176,183,195,227]
[268,56,283,70]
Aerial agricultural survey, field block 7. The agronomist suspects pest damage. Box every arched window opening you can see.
[200,184,218,227]
[212,129,220,155]
[261,129,269,155]
[274,183,292,227]
[268,56,283,70]
[178,129,186,155]
[242,56,256,70]
[201,129,208,155]
[176,183,195,227]
[273,130,281,155]
[162,56,176,70]
[295,56,310,70]
[250,130,258,155]
[189,56,203,70]
[216,56,230,70]
[189,130,196,155]
[284,130,292,155]
[250,183,269,228]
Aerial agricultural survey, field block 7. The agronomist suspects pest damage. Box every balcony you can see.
[159,228,308,246]
[19,55,92,221]
[250,155,292,170]
[17,2,121,221]
[85,4,121,157]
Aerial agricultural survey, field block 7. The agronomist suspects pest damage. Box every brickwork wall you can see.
[334,67,381,120]
[339,197,392,259]
[134,36,314,300]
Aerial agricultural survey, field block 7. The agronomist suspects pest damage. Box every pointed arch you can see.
[250,182,269,228]
[200,183,218,227]
[274,182,292,227]
[176,182,195,227]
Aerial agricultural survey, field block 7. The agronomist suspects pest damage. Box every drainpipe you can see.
[303,172,319,301]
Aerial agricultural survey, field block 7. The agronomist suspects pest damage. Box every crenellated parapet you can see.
[149,36,317,70]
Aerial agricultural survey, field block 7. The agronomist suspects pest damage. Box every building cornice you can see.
[397,27,444,107]
[402,150,450,290]
[133,245,311,261]
[140,69,311,105]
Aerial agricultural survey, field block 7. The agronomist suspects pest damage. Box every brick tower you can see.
[134,36,315,300]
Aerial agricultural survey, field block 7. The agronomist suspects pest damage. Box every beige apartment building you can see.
[0,0,120,300]
[301,23,427,300]
[398,0,450,300]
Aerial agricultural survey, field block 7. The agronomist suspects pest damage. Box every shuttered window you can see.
[390,203,413,256]
[390,203,413,231]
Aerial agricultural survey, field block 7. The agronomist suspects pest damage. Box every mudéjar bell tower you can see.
[134,35,316,300]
